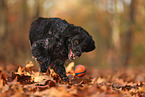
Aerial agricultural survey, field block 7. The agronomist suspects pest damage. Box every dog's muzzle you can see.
[68,49,76,60]
[68,49,81,60]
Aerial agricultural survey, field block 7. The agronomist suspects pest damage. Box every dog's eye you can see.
[74,40,79,45]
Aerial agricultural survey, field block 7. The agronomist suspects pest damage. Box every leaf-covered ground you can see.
[0,62,145,97]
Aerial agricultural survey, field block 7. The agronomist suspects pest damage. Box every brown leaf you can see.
[45,80,57,87]
[35,87,71,97]
[0,71,8,88]
[96,77,105,84]
[91,78,97,84]
[0,77,4,88]
[10,86,25,97]
[138,85,145,92]
[12,73,31,84]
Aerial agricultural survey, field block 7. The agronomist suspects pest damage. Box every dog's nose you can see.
[76,52,81,57]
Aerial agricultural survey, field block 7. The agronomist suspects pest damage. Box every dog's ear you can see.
[82,36,95,52]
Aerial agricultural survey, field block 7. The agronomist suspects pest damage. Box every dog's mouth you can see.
[68,49,76,60]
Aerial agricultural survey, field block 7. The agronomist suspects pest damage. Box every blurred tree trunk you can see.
[112,0,120,49]
[0,0,8,62]
[121,0,138,66]
[22,0,27,33]
[34,0,40,19]
[107,0,120,67]
[0,0,7,43]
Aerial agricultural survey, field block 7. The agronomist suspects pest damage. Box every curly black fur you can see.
[29,17,95,82]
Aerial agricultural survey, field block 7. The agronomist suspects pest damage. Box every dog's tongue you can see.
[69,49,75,60]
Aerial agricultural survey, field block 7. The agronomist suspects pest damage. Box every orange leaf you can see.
[25,62,34,68]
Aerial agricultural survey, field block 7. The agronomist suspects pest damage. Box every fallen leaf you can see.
[96,77,105,84]
[138,85,145,92]
[91,78,97,84]
[32,72,52,83]
[45,80,57,87]
[0,71,8,88]
[0,77,4,88]
[66,62,74,73]
[25,62,34,68]
[15,67,23,75]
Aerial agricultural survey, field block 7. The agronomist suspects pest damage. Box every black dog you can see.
[29,17,95,82]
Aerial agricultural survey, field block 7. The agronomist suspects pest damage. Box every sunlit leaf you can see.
[66,62,74,73]
[25,62,34,68]
[96,77,105,84]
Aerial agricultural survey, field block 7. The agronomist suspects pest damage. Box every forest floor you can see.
[0,62,145,97]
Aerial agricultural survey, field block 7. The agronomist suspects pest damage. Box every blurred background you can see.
[0,0,145,69]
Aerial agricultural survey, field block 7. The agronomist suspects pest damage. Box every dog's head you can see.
[65,26,95,60]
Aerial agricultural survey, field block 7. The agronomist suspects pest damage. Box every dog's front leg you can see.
[51,59,69,82]
[31,40,50,73]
